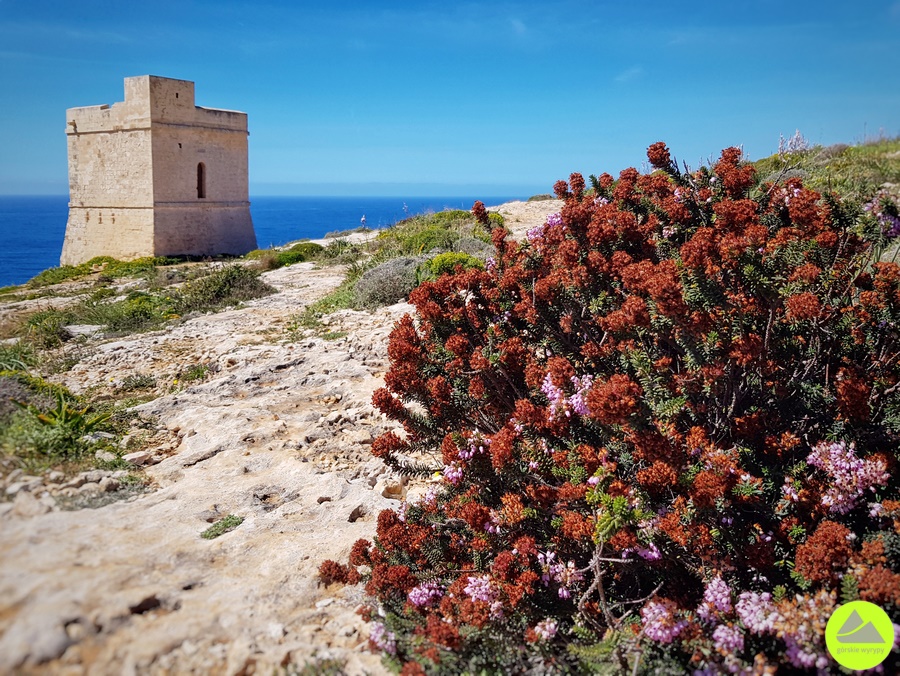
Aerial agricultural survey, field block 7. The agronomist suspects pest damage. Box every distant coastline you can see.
[0,195,526,288]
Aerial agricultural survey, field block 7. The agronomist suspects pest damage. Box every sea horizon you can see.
[0,194,528,288]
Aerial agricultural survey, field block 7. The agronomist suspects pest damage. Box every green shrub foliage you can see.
[176,265,274,313]
[355,257,425,309]
[324,144,900,673]
[417,253,485,284]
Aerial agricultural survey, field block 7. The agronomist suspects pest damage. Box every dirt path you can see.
[0,200,561,675]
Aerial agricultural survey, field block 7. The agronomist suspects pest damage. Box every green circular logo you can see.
[825,600,895,671]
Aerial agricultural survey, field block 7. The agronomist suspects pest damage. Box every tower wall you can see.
[61,76,257,266]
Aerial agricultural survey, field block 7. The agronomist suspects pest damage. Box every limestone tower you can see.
[61,76,257,265]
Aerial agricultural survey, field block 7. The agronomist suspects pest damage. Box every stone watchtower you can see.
[61,76,257,265]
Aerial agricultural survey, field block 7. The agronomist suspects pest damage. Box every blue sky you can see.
[1,1,898,196]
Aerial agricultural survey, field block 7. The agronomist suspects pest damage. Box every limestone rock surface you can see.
[0,200,558,674]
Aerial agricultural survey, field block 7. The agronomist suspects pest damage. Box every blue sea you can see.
[0,195,522,288]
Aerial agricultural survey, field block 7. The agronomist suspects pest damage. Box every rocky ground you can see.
[0,200,561,675]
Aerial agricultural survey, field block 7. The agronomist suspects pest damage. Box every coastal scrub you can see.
[322,143,900,673]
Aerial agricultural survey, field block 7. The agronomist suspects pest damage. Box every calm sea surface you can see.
[0,195,522,288]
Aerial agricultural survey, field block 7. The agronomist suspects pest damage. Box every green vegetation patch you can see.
[28,256,179,288]
[0,373,113,471]
[201,514,244,539]
[245,241,325,270]
[176,265,275,314]
[753,137,900,202]
[416,252,485,283]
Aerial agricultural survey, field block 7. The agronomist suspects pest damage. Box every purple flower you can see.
[781,478,799,503]
[541,373,566,416]
[735,591,776,635]
[458,436,489,461]
[807,440,889,514]
[464,575,496,604]
[712,623,744,653]
[442,461,464,485]
[408,581,444,608]
[703,576,732,613]
[568,374,593,416]
[526,225,545,243]
[538,550,556,585]
[784,635,825,670]
[369,623,396,655]
[641,600,687,644]
[541,373,593,419]
[533,618,558,641]
[527,213,565,244]
[637,543,661,560]
[622,542,661,561]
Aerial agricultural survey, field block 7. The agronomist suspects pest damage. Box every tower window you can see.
[197,162,206,199]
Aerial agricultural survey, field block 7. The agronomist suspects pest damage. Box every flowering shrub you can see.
[323,143,900,673]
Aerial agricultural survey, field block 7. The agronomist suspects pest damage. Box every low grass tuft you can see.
[176,265,275,314]
[28,256,180,288]
[201,514,244,539]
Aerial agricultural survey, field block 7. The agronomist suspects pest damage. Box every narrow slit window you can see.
[197,162,206,199]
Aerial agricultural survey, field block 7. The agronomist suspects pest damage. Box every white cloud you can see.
[614,66,643,83]
[510,18,527,36]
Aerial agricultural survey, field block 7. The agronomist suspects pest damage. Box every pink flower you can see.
[642,600,687,644]
[408,581,444,608]
[464,575,497,604]
[533,618,558,641]
[369,623,396,655]
[712,623,744,653]
[735,591,776,634]
[807,440,888,514]
[443,461,464,485]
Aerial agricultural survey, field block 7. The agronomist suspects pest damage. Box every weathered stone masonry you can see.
[61,75,257,265]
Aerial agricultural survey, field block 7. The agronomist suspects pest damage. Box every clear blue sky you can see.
[1,1,898,196]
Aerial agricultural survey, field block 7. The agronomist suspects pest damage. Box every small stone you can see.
[347,504,366,523]
[80,470,107,483]
[95,450,117,463]
[123,451,152,466]
[99,477,120,493]
[6,469,24,483]
[346,429,373,445]
[325,411,342,425]
[47,471,65,483]
[12,490,51,517]
[6,477,43,497]
[315,598,334,609]
[65,620,89,641]
[316,496,332,504]
[61,476,87,490]
[377,478,407,501]
[64,324,103,339]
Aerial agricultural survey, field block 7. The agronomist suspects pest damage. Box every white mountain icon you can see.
[836,610,886,644]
